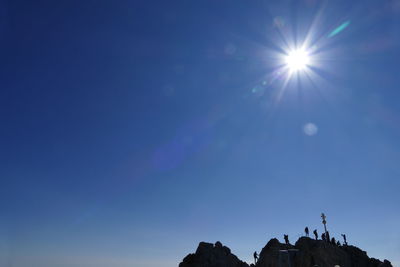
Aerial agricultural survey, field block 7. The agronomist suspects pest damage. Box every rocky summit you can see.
[179,237,392,267]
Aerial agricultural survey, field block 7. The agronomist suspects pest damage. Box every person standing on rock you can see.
[284,234,289,245]
[326,231,330,242]
[305,227,309,237]
[321,233,326,241]
[331,237,336,245]
[313,229,318,240]
[253,251,258,264]
[341,234,348,245]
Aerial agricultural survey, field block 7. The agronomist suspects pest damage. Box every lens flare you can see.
[328,21,351,38]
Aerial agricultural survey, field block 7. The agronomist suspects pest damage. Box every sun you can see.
[284,48,311,72]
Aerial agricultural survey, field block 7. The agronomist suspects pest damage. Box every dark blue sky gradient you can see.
[1,1,400,266]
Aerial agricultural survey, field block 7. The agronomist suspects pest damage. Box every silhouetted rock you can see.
[256,237,392,267]
[179,237,392,267]
[179,241,249,267]
[256,238,296,267]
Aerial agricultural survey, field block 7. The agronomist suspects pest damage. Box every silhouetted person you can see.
[284,234,289,245]
[313,229,318,240]
[326,231,330,242]
[341,234,348,245]
[305,227,309,237]
[331,237,336,245]
[253,251,258,264]
[321,233,326,241]
[337,240,341,246]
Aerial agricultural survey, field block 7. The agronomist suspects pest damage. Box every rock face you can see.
[179,241,249,267]
[180,237,392,267]
[256,238,296,267]
[257,237,393,267]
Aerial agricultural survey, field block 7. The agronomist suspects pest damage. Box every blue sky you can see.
[1,0,400,266]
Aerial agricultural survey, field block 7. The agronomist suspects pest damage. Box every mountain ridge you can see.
[179,237,392,267]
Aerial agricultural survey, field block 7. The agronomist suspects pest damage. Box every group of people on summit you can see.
[253,227,348,264]
[303,226,348,246]
[283,227,348,246]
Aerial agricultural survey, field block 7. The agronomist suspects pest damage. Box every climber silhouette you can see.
[341,234,348,245]
[253,251,258,264]
[331,237,336,245]
[326,231,330,242]
[321,233,326,241]
[305,227,309,237]
[313,229,318,240]
[284,234,289,245]
[337,240,341,246]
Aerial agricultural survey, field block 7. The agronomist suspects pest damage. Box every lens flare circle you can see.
[284,49,310,72]
[303,123,318,136]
